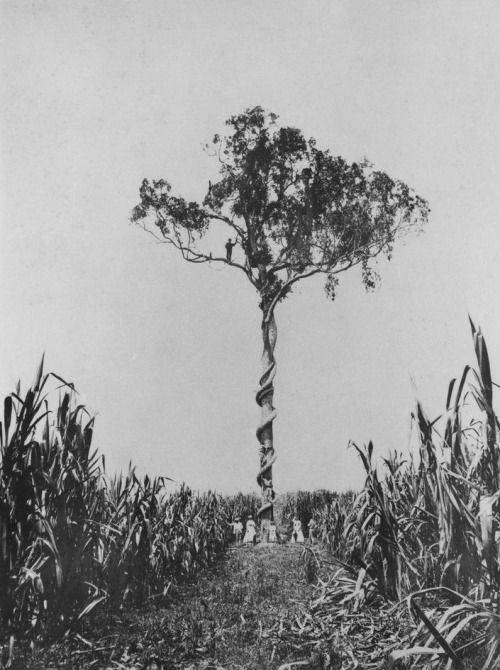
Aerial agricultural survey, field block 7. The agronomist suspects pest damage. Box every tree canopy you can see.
[131,106,429,318]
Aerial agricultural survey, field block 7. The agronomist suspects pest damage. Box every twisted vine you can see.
[256,314,278,520]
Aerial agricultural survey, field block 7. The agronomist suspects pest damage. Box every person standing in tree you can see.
[225,238,237,261]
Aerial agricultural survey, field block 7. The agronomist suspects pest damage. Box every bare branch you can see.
[136,219,254,279]
[204,210,247,238]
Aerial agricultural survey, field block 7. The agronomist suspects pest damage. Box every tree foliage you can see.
[132,106,429,316]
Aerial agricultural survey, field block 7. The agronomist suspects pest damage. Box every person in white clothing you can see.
[243,517,257,544]
[308,518,316,544]
[268,521,278,543]
[291,517,304,543]
[232,518,243,545]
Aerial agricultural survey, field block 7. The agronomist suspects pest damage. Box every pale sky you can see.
[1,1,500,494]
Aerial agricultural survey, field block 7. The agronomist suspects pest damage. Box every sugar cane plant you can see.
[131,106,429,535]
[0,358,103,636]
[310,321,500,668]
[0,360,250,643]
[281,489,338,538]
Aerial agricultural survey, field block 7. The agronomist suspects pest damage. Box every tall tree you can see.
[131,107,429,536]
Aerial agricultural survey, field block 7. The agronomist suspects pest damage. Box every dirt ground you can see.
[12,542,338,670]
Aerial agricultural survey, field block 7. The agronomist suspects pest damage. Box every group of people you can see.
[230,516,317,545]
[230,517,277,545]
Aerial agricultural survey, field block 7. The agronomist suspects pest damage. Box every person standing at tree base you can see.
[243,517,256,544]
[232,517,243,545]
[308,518,316,544]
[291,517,304,543]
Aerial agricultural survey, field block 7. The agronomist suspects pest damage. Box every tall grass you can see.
[0,359,103,636]
[280,489,339,537]
[224,490,261,523]
[313,321,500,667]
[0,361,253,641]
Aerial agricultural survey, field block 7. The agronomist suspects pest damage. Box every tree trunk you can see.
[256,312,277,540]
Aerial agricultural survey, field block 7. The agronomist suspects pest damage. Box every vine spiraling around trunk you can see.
[256,314,277,520]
